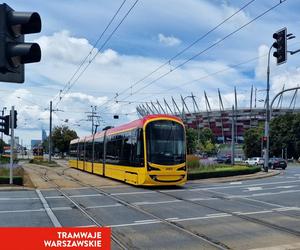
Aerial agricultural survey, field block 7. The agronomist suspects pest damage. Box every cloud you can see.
[158,33,181,47]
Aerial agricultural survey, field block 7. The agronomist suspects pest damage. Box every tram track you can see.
[24,164,130,250]
[26,164,229,249]
[54,168,230,250]
[56,163,300,239]
[24,162,300,248]
[154,188,300,238]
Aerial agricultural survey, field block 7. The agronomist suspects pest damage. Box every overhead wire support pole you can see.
[49,101,52,163]
[10,106,14,185]
[231,105,235,165]
[234,86,238,143]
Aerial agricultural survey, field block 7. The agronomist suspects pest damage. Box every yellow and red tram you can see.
[69,114,187,186]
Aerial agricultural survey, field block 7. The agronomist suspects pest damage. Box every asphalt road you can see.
[1,165,300,249]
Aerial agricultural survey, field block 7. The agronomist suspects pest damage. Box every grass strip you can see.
[188,166,261,180]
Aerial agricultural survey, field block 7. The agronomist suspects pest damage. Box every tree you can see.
[51,125,78,156]
[186,128,197,154]
[198,127,215,144]
[243,126,263,158]
[270,113,300,159]
[0,138,6,154]
[197,128,216,155]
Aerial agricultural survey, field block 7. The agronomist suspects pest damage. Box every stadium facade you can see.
[136,87,300,143]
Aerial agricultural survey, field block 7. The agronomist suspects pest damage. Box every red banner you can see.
[0,227,111,250]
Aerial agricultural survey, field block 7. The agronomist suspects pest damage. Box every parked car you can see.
[245,157,264,166]
[214,155,231,164]
[268,157,287,169]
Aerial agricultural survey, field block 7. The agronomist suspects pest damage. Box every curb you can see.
[188,169,280,184]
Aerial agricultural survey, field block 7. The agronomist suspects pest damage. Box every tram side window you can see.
[105,136,114,164]
[94,137,104,163]
[120,131,131,166]
[85,141,93,162]
[131,129,144,167]
[69,143,78,160]
[79,142,85,161]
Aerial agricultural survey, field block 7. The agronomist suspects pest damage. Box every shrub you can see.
[186,155,200,169]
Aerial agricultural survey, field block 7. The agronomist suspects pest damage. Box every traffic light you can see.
[12,110,17,128]
[0,115,10,135]
[0,3,41,83]
[272,27,287,65]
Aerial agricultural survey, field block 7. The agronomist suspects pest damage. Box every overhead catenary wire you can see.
[97,0,287,114]
[120,53,268,104]
[55,0,139,109]
[52,0,127,104]
[95,0,257,111]
[123,0,286,100]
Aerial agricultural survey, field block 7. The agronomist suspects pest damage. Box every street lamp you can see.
[181,95,193,121]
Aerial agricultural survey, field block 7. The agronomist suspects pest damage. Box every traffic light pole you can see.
[264,45,273,173]
[9,106,14,184]
[49,101,52,163]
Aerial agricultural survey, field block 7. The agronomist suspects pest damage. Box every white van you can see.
[245,157,264,166]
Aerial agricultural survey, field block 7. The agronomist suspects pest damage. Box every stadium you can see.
[136,86,300,143]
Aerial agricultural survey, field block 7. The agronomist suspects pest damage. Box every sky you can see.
[1,0,300,147]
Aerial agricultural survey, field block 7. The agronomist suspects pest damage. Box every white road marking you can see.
[134,219,159,223]
[109,213,233,228]
[237,196,284,208]
[249,242,300,250]
[109,220,160,228]
[36,189,61,227]
[51,207,72,211]
[235,210,273,215]
[69,194,102,198]
[165,217,178,221]
[172,214,232,222]
[86,204,123,209]
[0,197,40,201]
[45,194,102,199]
[160,189,188,193]
[206,213,228,217]
[188,197,218,201]
[111,191,156,196]
[191,179,300,191]
[273,207,300,212]
[0,208,45,213]
[133,200,182,205]
[246,187,263,191]
[108,203,300,228]
[227,189,300,199]
[230,181,242,185]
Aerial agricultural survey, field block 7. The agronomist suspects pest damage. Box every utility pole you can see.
[231,105,235,165]
[49,101,52,163]
[86,106,100,134]
[10,106,15,184]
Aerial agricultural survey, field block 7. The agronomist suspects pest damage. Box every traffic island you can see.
[0,166,24,185]
[187,165,261,180]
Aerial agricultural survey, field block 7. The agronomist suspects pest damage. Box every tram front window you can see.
[146,120,185,165]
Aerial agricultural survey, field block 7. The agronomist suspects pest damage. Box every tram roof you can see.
[71,114,182,143]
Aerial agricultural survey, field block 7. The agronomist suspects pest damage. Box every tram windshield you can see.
[146,120,185,165]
